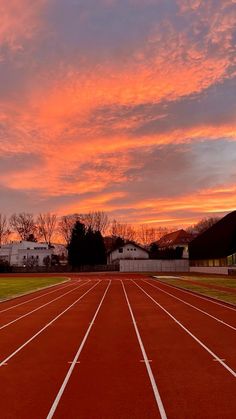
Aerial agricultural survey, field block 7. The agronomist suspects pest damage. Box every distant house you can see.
[107,242,149,265]
[156,229,194,259]
[189,211,236,272]
[0,241,53,267]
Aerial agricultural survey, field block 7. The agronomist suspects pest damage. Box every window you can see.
[118,248,123,253]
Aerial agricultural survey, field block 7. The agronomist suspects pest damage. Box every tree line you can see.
[0,211,221,247]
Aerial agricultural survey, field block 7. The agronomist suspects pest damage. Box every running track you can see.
[0,274,236,418]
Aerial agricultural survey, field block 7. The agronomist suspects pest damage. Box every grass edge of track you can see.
[0,276,71,303]
[151,276,236,306]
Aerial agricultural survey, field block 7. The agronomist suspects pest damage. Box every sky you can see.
[0,0,235,228]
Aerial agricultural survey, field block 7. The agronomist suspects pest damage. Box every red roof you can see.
[157,229,194,248]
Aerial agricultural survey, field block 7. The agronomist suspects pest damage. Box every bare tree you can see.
[187,217,221,235]
[37,213,57,245]
[137,225,177,246]
[58,214,79,246]
[109,219,137,242]
[9,213,36,241]
[80,211,110,234]
[0,214,11,245]
[137,225,159,246]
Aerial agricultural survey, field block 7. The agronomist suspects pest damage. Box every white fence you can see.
[120,259,189,272]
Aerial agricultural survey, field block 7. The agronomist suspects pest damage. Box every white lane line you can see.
[132,280,236,378]
[142,280,236,332]
[46,280,111,419]
[121,281,167,419]
[0,280,76,314]
[151,277,236,312]
[0,277,73,306]
[0,281,91,330]
[0,281,101,367]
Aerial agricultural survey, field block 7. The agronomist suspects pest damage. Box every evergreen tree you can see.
[68,221,86,268]
[149,243,159,259]
[83,228,106,265]
[68,222,107,268]
[93,230,106,264]
[83,227,95,265]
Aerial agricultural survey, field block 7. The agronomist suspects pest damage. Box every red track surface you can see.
[0,273,236,419]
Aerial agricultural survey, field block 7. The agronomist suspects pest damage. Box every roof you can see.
[189,211,236,260]
[157,229,194,248]
[107,241,149,255]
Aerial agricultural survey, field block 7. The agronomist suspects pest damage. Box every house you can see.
[189,210,236,273]
[107,242,149,265]
[156,229,194,258]
[0,241,53,267]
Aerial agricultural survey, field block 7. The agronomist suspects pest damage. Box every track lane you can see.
[0,280,109,419]
[0,276,76,310]
[0,281,99,363]
[150,277,236,312]
[142,279,236,331]
[0,279,76,314]
[50,280,162,419]
[1,274,236,419]
[125,280,236,419]
[0,280,90,329]
[133,280,236,375]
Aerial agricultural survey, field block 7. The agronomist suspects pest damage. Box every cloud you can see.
[0,0,235,225]
[0,1,46,52]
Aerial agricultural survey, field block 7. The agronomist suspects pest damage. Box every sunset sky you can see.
[0,0,235,227]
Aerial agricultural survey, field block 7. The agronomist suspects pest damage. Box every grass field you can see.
[152,275,236,305]
[0,277,69,301]
[181,276,236,288]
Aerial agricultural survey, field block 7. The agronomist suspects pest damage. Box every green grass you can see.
[152,275,236,305]
[181,276,236,288]
[0,277,69,301]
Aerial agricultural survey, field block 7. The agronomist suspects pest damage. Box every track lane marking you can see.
[141,280,236,332]
[151,277,236,312]
[46,280,111,419]
[0,279,77,314]
[0,281,101,367]
[0,281,91,330]
[121,281,167,419]
[132,280,236,378]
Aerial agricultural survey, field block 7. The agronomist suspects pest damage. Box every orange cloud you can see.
[0,0,235,226]
[0,1,46,51]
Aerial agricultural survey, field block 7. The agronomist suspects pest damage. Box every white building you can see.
[107,242,149,264]
[0,241,53,267]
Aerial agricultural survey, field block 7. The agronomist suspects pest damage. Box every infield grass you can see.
[152,275,236,305]
[0,277,69,301]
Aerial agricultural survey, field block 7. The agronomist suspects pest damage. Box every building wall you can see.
[0,241,50,266]
[120,259,189,272]
[108,244,149,264]
[18,248,53,267]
